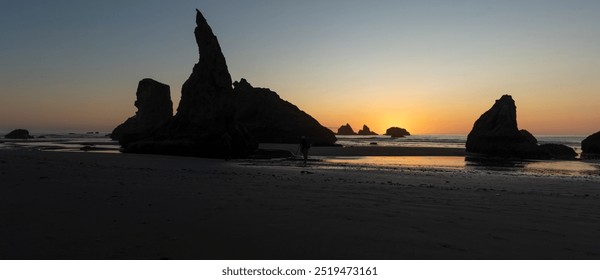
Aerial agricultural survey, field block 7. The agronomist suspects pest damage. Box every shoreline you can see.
[1,149,600,259]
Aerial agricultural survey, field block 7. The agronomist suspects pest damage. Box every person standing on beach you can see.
[298,136,310,165]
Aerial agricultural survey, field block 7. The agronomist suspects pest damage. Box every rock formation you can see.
[5,129,33,139]
[539,144,577,160]
[232,79,337,145]
[357,125,378,136]
[466,95,575,159]
[111,79,173,143]
[582,131,600,154]
[337,124,356,135]
[114,9,336,157]
[385,127,410,138]
[121,9,257,158]
[520,129,537,144]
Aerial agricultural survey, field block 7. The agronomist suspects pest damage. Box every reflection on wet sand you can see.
[324,156,600,177]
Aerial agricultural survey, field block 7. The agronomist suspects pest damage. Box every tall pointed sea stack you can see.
[177,10,233,120]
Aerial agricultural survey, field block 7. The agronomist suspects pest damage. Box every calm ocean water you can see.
[0,132,119,153]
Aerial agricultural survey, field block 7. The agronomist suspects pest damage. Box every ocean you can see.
[329,135,599,177]
[335,134,585,152]
[1,132,598,176]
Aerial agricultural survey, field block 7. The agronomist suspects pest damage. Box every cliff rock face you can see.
[582,131,600,154]
[357,125,378,136]
[385,127,410,138]
[111,79,173,143]
[466,95,575,159]
[115,9,336,157]
[233,79,337,145]
[5,129,33,139]
[337,124,356,135]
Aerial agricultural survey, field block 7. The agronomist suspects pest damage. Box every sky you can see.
[1,0,600,135]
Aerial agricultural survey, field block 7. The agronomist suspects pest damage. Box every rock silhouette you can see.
[111,79,173,143]
[582,131,600,154]
[539,144,577,160]
[5,129,33,139]
[385,127,410,138]
[466,95,575,159]
[520,129,537,144]
[232,79,336,145]
[357,125,378,136]
[115,9,335,157]
[337,124,357,135]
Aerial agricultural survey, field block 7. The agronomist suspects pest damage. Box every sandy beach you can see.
[1,148,599,260]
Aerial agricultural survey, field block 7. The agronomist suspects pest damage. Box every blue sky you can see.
[1,1,599,134]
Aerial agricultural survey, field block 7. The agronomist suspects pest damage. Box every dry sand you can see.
[1,149,599,259]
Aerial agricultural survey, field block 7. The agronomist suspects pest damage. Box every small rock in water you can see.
[370,142,378,145]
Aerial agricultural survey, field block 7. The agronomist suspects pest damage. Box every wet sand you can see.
[1,149,599,259]
[260,143,467,156]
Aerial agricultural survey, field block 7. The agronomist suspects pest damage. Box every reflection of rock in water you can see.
[464,156,527,170]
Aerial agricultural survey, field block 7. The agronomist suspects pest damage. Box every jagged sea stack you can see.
[115,9,336,157]
[337,124,356,135]
[466,95,546,158]
[357,125,378,136]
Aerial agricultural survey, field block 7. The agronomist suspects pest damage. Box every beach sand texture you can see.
[1,149,599,259]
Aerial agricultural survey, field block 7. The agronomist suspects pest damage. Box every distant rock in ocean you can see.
[114,9,335,158]
[233,79,336,145]
[582,131,600,154]
[5,129,33,139]
[466,95,575,159]
[385,127,410,138]
[111,79,173,144]
[337,124,357,135]
[357,125,378,136]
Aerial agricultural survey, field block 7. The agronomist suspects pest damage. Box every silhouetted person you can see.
[298,136,310,165]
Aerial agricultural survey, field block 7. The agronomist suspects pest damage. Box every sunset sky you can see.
[1,1,599,135]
